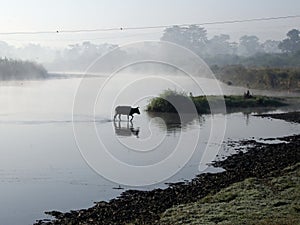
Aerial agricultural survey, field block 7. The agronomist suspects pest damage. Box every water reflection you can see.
[244,112,250,126]
[226,106,281,115]
[113,120,140,138]
[146,111,204,132]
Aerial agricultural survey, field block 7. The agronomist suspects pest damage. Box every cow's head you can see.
[132,107,140,114]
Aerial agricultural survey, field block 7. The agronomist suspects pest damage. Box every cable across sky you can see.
[0,15,299,35]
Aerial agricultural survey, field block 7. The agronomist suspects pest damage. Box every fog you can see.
[0,26,288,74]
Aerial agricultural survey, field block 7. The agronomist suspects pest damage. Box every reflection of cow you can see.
[114,106,140,121]
[114,121,140,138]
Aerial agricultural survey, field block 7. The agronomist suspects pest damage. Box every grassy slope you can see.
[160,163,300,225]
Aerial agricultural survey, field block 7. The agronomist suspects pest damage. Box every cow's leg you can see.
[127,115,129,121]
[130,115,134,121]
[118,114,121,121]
[114,113,117,121]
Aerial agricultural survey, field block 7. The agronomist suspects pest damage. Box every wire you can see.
[0,15,299,35]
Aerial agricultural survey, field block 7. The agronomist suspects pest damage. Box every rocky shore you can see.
[35,112,300,225]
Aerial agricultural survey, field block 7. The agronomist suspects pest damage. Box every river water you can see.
[0,74,299,225]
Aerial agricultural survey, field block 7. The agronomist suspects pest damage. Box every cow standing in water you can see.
[114,106,140,121]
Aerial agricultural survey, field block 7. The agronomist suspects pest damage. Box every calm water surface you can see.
[0,74,299,225]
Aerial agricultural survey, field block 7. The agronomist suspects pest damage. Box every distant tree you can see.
[49,42,118,71]
[262,40,281,53]
[278,29,300,53]
[238,35,262,56]
[0,41,15,58]
[161,25,208,56]
[206,34,237,55]
[0,58,47,80]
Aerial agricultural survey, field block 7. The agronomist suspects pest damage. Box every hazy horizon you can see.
[0,0,299,48]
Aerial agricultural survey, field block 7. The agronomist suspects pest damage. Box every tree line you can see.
[0,57,48,80]
[161,26,300,57]
[0,26,299,73]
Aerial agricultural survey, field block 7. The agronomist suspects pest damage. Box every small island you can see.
[0,58,48,80]
[146,89,287,114]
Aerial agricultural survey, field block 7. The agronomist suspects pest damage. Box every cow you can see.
[114,106,140,121]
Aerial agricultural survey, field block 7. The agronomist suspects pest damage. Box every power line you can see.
[193,15,300,27]
[123,15,300,31]
[0,15,299,35]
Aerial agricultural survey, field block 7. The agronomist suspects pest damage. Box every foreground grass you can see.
[160,163,300,225]
[146,89,287,114]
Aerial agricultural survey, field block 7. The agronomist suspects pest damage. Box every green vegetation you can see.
[146,89,194,113]
[146,90,287,114]
[223,95,286,108]
[160,163,300,225]
[0,58,48,80]
[213,65,300,91]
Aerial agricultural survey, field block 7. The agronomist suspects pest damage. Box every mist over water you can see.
[0,73,299,224]
[0,1,300,224]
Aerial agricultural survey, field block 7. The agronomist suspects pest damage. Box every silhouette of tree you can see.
[279,29,300,53]
[238,35,262,56]
[262,40,281,53]
[161,25,208,56]
[206,34,237,55]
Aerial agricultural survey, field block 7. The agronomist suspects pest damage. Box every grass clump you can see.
[146,89,201,113]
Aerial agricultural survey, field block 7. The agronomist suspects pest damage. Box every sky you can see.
[0,0,299,48]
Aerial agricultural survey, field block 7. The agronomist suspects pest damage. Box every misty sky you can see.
[0,0,299,48]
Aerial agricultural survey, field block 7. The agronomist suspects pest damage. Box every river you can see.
[0,74,299,225]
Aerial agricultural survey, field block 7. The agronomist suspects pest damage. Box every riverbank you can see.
[35,112,300,225]
[213,65,300,92]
